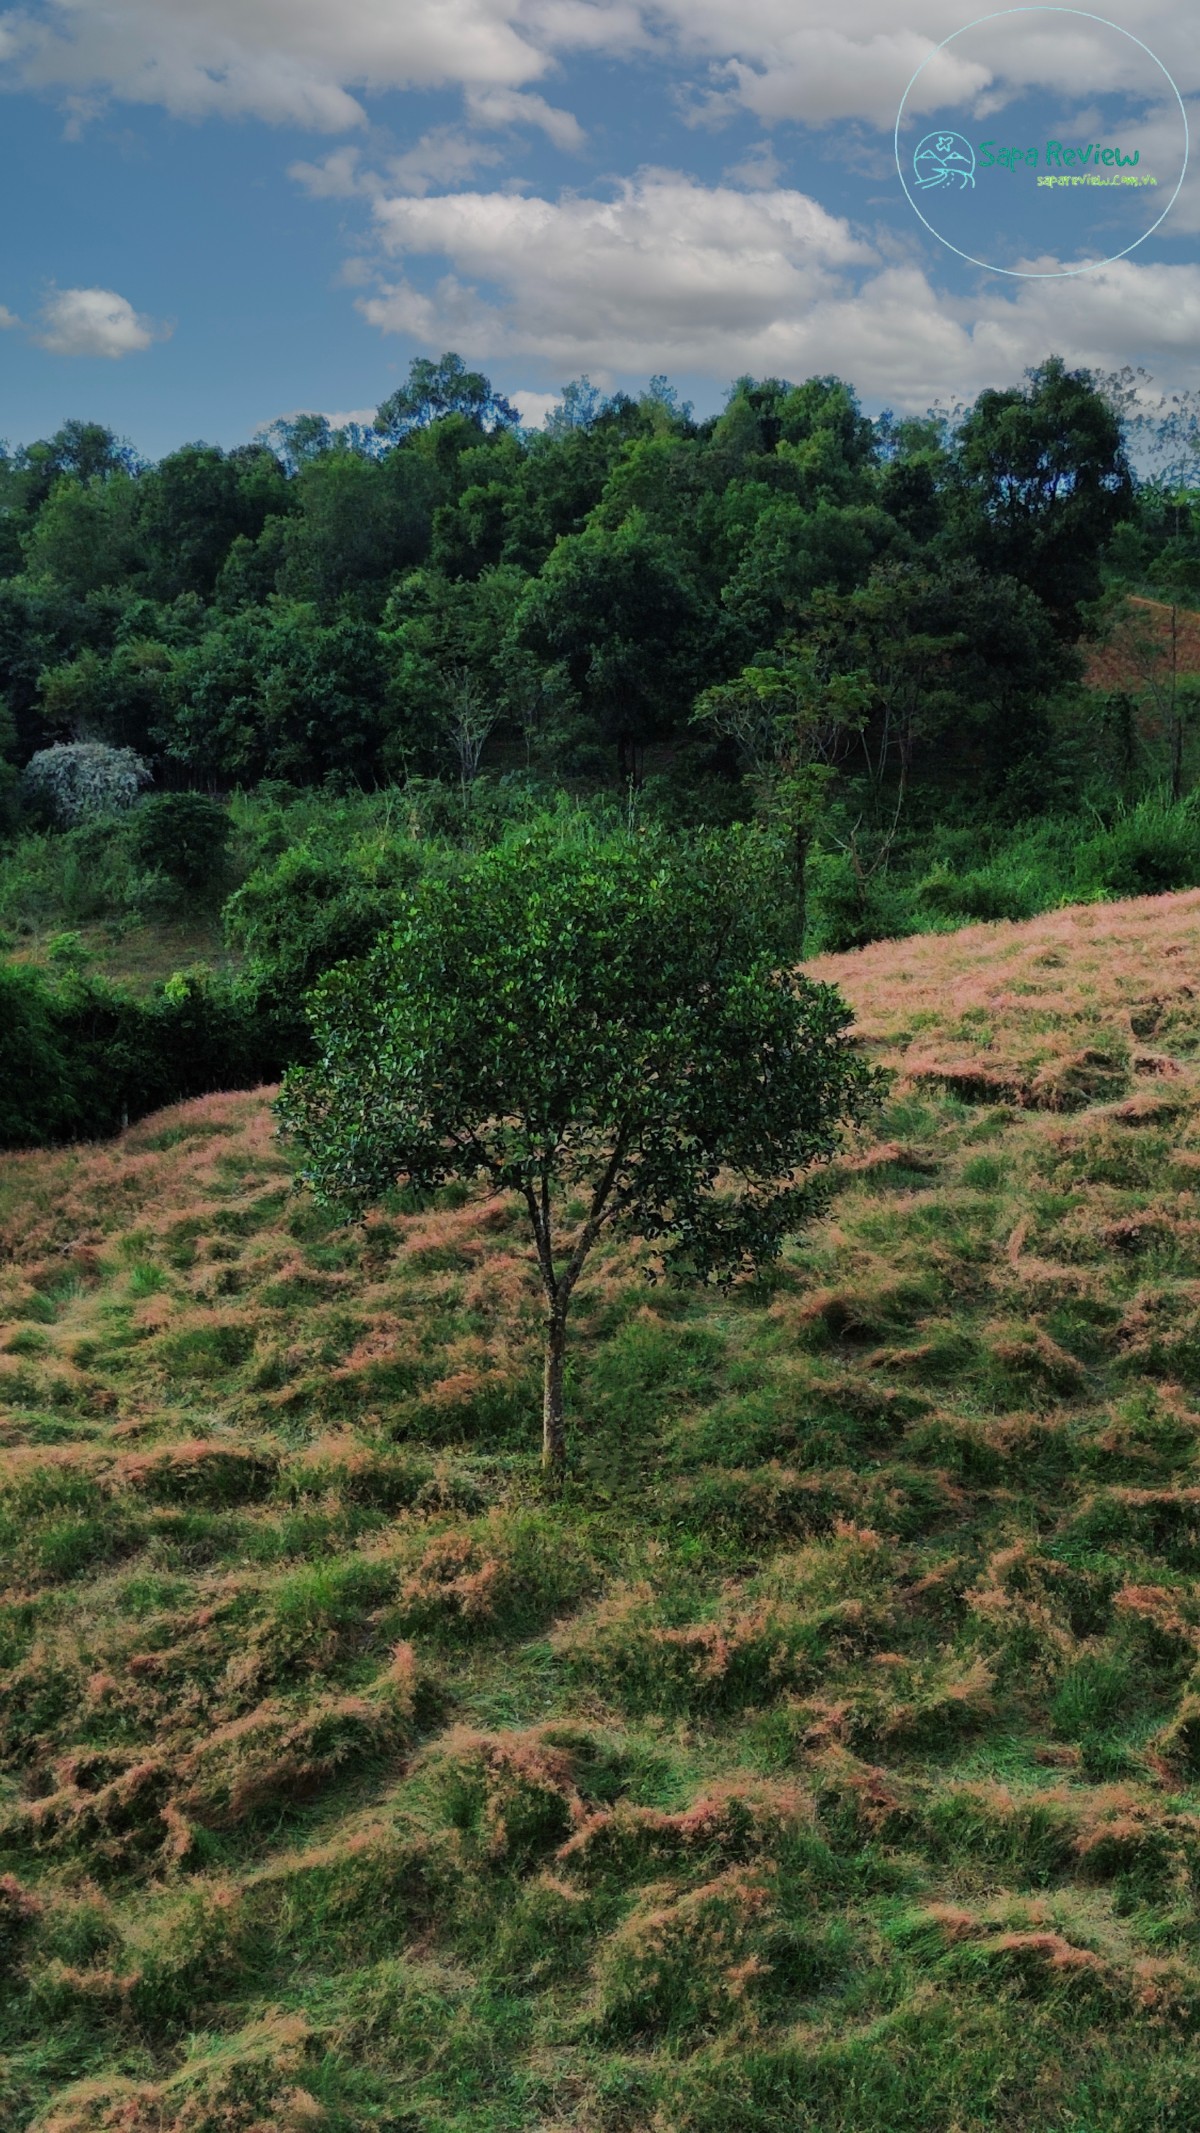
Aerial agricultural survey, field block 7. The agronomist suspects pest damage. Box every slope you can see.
[2,890,1200,2131]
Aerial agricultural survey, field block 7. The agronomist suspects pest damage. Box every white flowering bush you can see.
[20,743,151,827]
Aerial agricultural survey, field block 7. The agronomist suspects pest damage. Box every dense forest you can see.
[3,349,1200,1146]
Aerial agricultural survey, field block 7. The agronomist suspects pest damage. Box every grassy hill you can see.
[3,891,1200,2131]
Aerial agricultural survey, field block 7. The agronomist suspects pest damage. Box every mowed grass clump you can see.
[5,892,1200,2126]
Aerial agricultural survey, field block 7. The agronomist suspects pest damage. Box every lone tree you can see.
[277,825,881,1475]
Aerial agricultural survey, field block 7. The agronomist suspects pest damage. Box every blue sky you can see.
[1,0,1198,460]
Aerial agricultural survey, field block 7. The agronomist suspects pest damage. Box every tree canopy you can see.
[277,824,882,1471]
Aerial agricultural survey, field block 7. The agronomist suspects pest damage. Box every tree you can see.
[952,355,1134,633]
[803,561,1075,804]
[514,513,714,778]
[37,637,173,754]
[22,472,141,598]
[442,664,498,814]
[380,564,526,779]
[20,741,149,826]
[161,603,389,784]
[15,421,140,515]
[694,646,871,948]
[718,497,898,654]
[134,442,291,601]
[277,825,881,1475]
[128,792,232,901]
[374,353,519,443]
[278,450,436,613]
[1098,582,1200,801]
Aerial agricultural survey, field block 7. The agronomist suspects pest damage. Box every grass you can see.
[4,888,1200,2126]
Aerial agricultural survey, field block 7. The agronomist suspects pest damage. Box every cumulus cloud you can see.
[363,171,877,366]
[289,87,584,205]
[0,0,632,129]
[351,167,1200,406]
[0,304,21,329]
[289,145,368,199]
[33,286,167,357]
[649,0,1197,103]
[6,0,1192,137]
[260,403,379,434]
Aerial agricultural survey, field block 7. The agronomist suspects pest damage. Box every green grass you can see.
[4,903,1200,2128]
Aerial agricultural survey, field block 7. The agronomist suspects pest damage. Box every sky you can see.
[1,0,1198,459]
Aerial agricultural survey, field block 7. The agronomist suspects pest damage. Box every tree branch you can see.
[558,1130,631,1306]
[523,1182,557,1306]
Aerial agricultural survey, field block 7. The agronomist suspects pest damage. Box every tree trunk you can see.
[542,1308,568,1476]
[1171,605,1183,802]
[792,820,809,956]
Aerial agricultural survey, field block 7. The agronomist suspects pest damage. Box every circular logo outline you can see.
[894,5,1189,278]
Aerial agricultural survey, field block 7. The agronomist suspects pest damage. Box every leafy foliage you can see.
[127,793,232,900]
[19,743,149,828]
[279,823,882,1465]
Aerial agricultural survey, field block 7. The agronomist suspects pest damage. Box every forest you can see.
[2,348,1200,1146]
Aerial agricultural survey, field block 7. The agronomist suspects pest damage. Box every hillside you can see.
[3,891,1200,2131]
[1084,595,1200,693]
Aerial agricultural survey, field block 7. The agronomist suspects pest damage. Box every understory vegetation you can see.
[4,892,1200,2128]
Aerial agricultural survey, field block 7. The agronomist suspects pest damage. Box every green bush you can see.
[0,957,296,1149]
[809,849,911,953]
[223,836,423,998]
[0,819,156,931]
[1073,793,1200,899]
[128,791,233,901]
[917,863,1040,924]
[0,962,78,1144]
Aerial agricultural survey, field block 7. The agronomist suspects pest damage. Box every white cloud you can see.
[289,89,584,206]
[674,2,1199,140]
[363,171,877,369]
[511,387,559,426]
[6,0,1193,139]
[721,31,991,131]
[465,86,586,151]
[322,405,378,428]
[0,0,632,129]
[288,145,367,199]
[0,304,21,329]
[723,138,783,187]
[261,403,379,432]
[33,286,166,357]
[388,131,507,196]
[351,166,1200,406]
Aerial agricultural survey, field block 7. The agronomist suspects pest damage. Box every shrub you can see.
[127,792,233,901]
[0,962,78,1144]
[19,743,149,828]
[0,958,295,1149]
[917,863,1040,924]
[1074,793,1200,899]
[809,848,911,953]
[223,836,424,997]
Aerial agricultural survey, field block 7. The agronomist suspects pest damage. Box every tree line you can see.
[5,348,1181,849]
